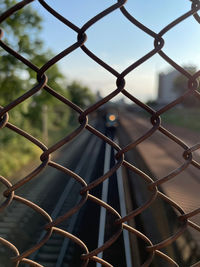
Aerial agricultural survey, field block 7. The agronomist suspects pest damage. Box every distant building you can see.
[157,69,180,105]
[157,67,196,105]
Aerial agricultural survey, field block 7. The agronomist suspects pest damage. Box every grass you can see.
[0,139,41,178]
[160,107,200,132]
[0,118,79,179]
[138,106,200,132]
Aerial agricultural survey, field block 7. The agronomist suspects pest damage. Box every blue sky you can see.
[32,0,200,102]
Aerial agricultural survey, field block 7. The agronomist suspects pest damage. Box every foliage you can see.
[67,81,95,109]
[0,128,41,177]
[0,0,42,105]
[173,66,200,107]
[161,107,200,132]
[0,1,95,178]
[145,99,158,107]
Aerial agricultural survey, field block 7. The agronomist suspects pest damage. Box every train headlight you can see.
[108,114,116,121]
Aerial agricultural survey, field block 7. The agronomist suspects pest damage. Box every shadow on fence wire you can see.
[0,0,200,266]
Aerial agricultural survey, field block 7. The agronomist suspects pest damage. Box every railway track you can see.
[0,122,104,266]
[30,134,103,266]
[96,136,132,267]
[29,126,135,266]
[1,111,199,266]
[1,111,198,266]
[0,118,134,267]
[27,127,132,266]
[34,130,133,267]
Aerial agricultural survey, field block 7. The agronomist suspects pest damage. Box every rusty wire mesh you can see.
[0,0,200,266]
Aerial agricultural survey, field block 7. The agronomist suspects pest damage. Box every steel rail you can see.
[55,137,103,266]
[96,142,112,267]
[97,136,132,267]
[115,144,132,267]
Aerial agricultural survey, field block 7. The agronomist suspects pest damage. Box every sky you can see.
[31,0,200,102]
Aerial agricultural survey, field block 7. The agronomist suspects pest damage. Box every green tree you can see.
[0,1,71,140]
[26,52,71,140]
[67,81,95,109]
[0,1,95,177]
[173,66,200,107]
[0,0,42,105]
[0,1,71,176]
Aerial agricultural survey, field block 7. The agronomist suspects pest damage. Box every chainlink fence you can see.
[0,0,200,266]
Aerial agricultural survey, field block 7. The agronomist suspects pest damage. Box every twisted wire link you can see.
[0,0,200,266]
